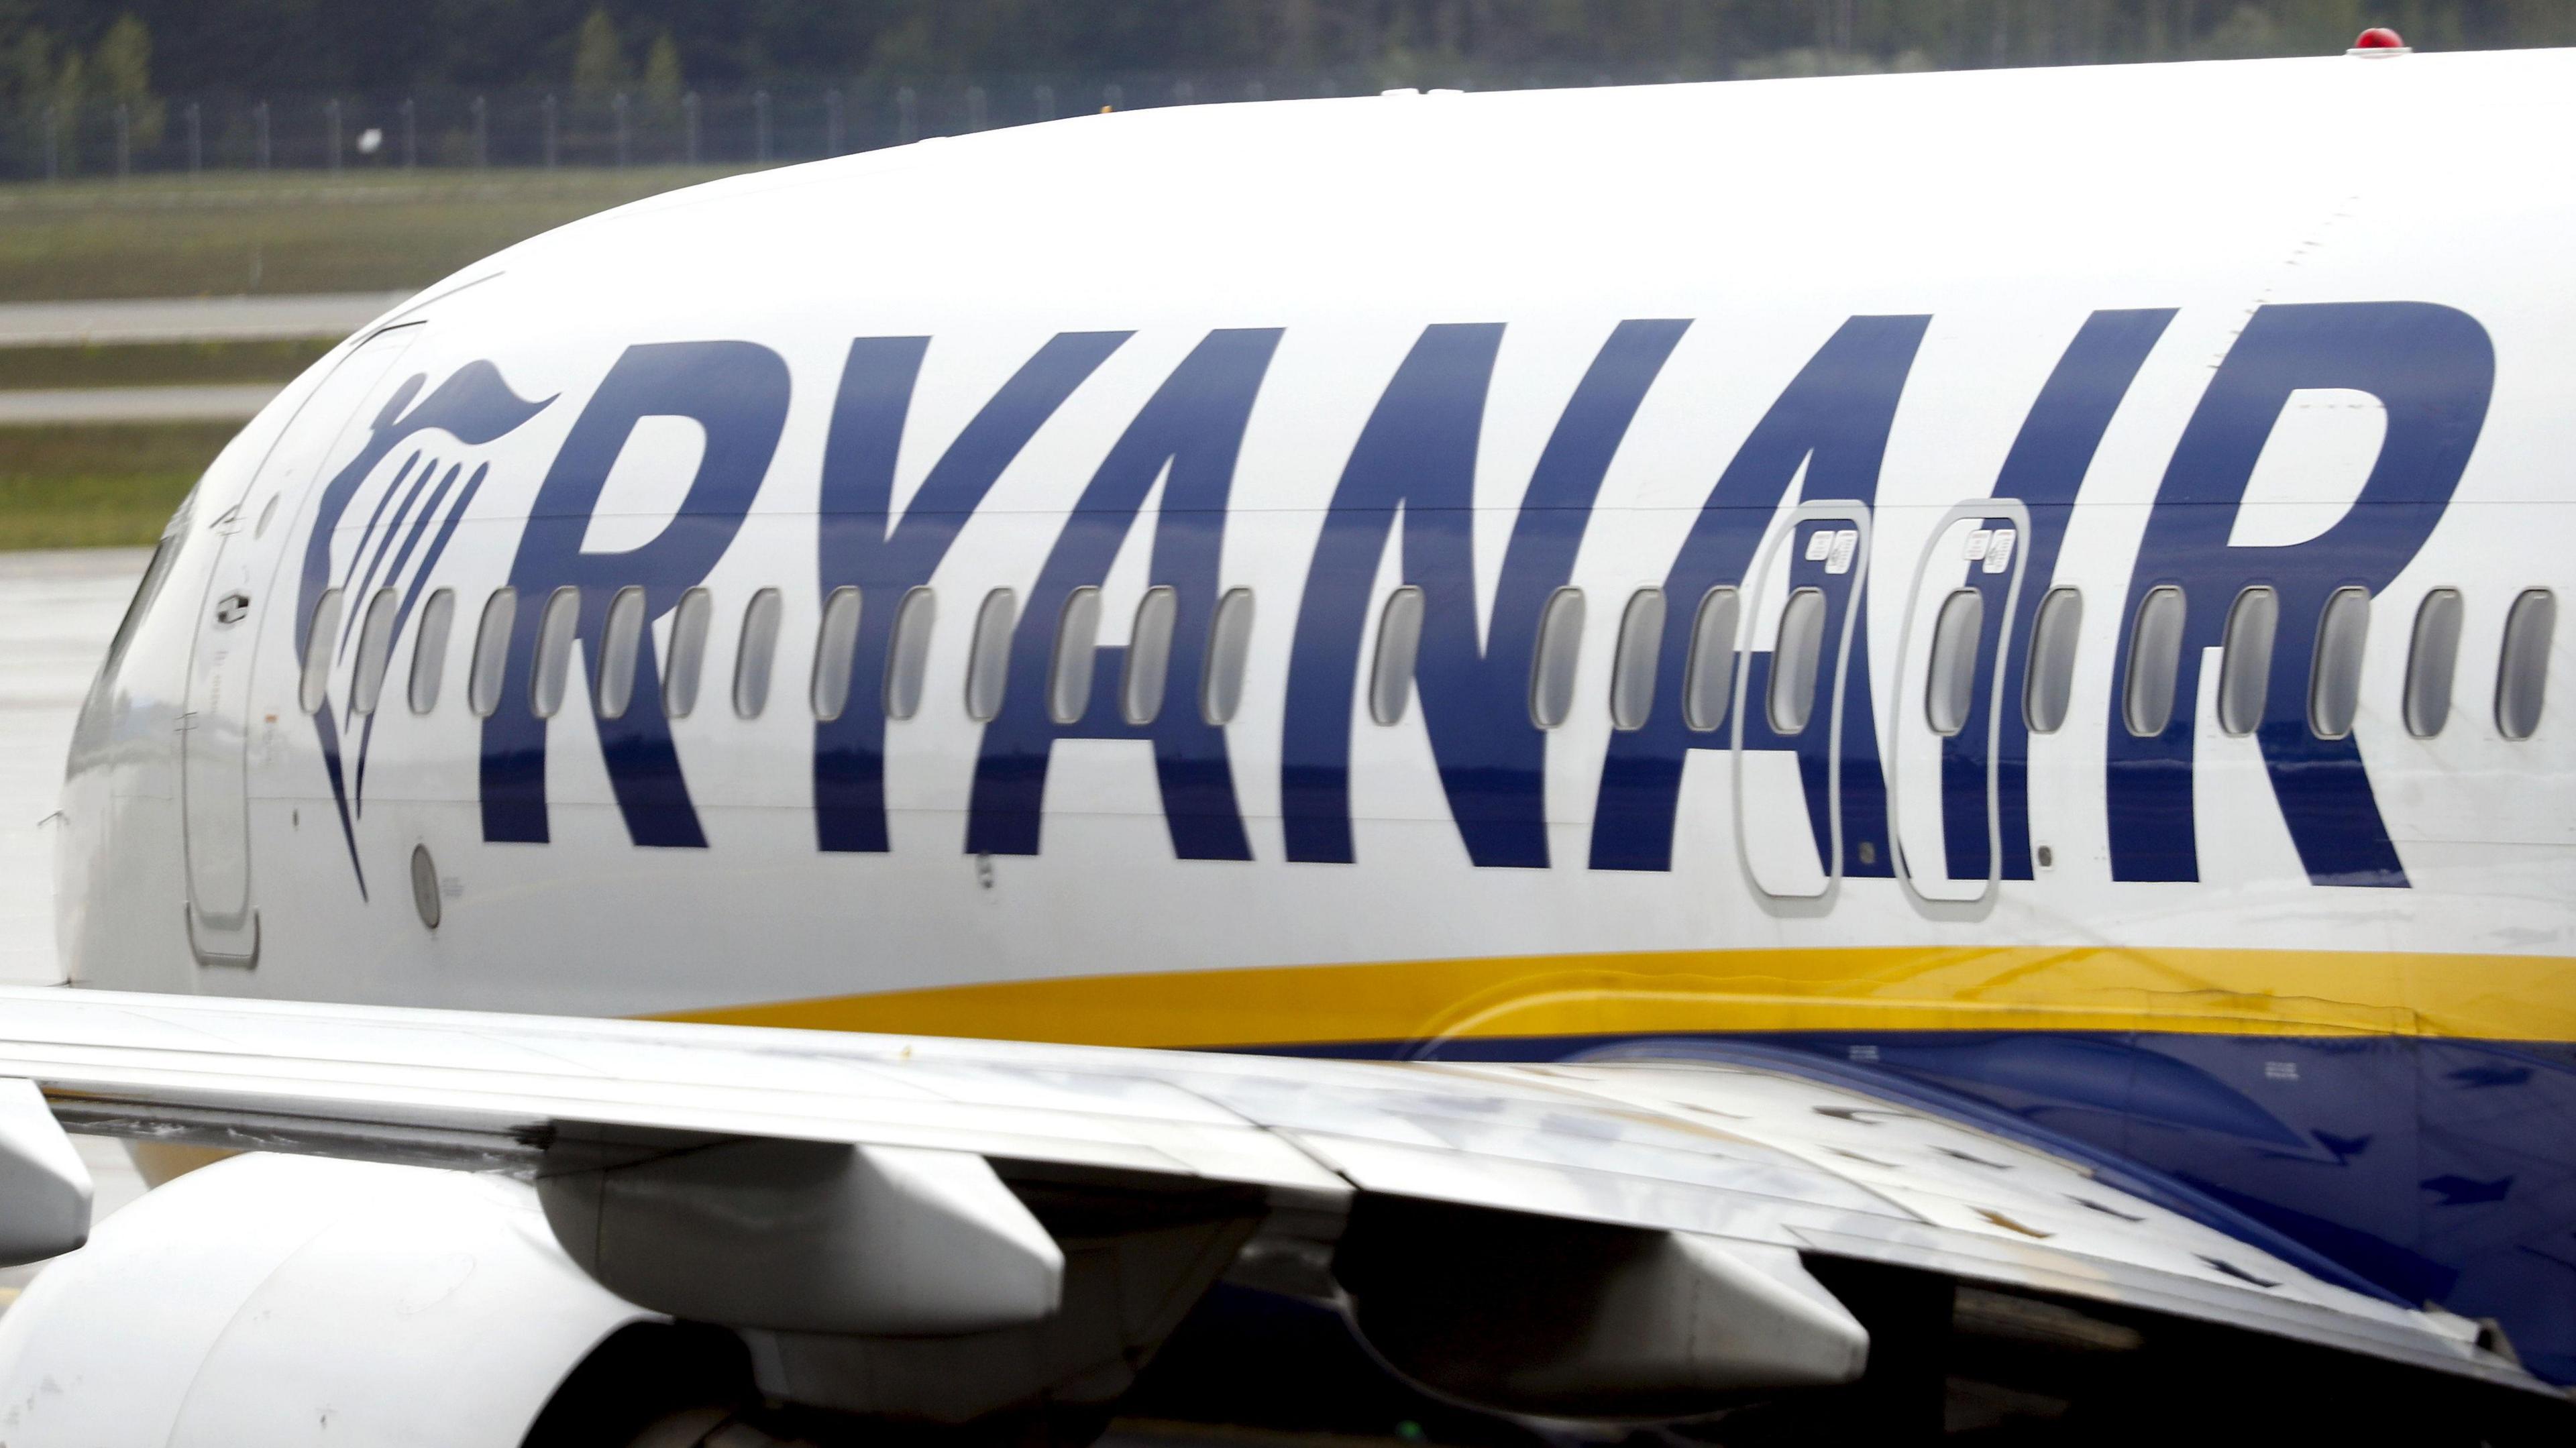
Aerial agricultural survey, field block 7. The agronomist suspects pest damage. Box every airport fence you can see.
[0,68,1707,180]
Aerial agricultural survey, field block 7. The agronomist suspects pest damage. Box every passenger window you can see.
[965,588,1016,722]
[531,586,582,719]
[2497,588,2555,740]
[2216,587,2278,737]
[2023,588,2081,734]
[300,588,344,714]
[409,588,454,714]
[811,586,863,722]
[2122,586,2186,737]
[595,586,646,720]
[1049,587,1103,724]
[2403,589,2462,738]
[733,588,782,719]
[2308,588,2370,740]
[349,588,400,717]
[663,588,711,718]
[1923,588,1984,736]
[468,588,516,718]
[883,587,936,720]
[1123,586,1178,726]
[1682,587,1739,732]
[1768,588,1827,735]
[1202,588,1254,726]
[1529,588,1585,730]
[1609,588,1665,732]
[1370,587,1425,726]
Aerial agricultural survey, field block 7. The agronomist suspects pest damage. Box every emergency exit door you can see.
[1886,500,2029,908]
[1731,500,1872,903]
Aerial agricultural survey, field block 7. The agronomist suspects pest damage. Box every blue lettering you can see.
[482,341,790,848]
[966,329,1283,859]
[1589,317,1925,874]
[2107,302,2493,885]
[1283,319,1688,868]
[812,332,1130,852]
[1939,309,2176,881]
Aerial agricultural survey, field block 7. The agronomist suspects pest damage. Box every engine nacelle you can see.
[0,1152,655,1446]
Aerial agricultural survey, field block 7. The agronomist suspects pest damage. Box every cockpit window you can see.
[94,535,180,701]
[71,528,186,750]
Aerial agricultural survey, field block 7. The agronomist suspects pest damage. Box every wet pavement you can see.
[0,547,148,986]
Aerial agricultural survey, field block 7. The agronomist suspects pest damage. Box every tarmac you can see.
[0,549,156,1306]
[0,382,282,423]
[0,547,148,988]
[0,290,392,422]
[0,291,405,347]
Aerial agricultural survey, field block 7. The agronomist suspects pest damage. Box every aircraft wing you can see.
[0,983,2548,1410]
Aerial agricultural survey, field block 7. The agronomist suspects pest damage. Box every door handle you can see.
[214,592,250,624]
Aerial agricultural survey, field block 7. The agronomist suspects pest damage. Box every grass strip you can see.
[0,422,232,549]
[0,167,753,302]
[0,339,335,390]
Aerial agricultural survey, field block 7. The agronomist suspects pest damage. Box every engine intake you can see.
[1334,1196,1869,1417]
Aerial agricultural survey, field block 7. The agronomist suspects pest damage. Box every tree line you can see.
[3,1,2572,103]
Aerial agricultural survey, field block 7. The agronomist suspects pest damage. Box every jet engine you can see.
[0,1153,769,1446]
[0,1141,1271,1447]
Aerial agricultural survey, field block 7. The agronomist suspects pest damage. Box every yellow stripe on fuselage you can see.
[662,944,2576,1049]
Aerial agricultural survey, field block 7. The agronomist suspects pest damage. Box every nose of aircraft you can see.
[43,520,196,989]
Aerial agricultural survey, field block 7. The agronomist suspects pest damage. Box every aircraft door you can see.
[1886,500,2029,908]
[180,325,419,966]
[1731,500,1871,903]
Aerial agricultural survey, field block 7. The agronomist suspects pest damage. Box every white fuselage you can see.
[52,52,2576,1044]
[47,46,2576,1385]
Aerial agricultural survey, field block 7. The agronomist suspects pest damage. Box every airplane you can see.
[0,36,2570,1447]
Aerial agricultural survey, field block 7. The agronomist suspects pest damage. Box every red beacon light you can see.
[2349,27,2411,56]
